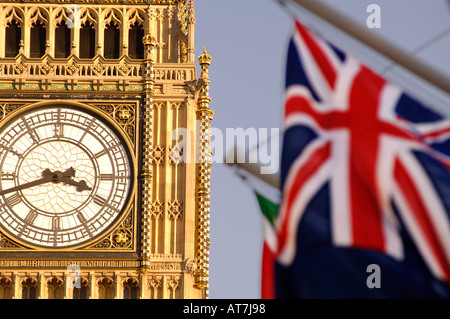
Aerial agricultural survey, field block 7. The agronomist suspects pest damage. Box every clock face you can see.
[0,106,132,248]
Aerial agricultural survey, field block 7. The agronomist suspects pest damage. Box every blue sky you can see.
[194,0,450,298]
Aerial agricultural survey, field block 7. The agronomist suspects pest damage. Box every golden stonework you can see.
[198,47,212,65]
[89,208,134,249]
[0,0,211,299]
[0,0,184,3]
[0,231,27,249]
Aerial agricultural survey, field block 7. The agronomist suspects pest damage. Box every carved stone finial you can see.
[198,47,212,66]
[142,33,157,47]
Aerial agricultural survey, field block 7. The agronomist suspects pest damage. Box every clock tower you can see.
[0,0,213,299]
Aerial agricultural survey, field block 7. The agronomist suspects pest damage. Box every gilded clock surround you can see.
[0,101,137,251]
[0,0,212,299]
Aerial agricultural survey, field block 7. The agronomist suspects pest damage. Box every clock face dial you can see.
[0,107,132,248]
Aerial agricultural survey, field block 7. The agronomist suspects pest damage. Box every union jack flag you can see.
[271,21,450,298]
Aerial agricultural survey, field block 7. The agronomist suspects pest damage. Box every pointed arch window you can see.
[30,20,46,58]
[73,278,89,299]
[123,278,139,299]
[98,277,114,299]
[73,286,88,299]
[47,277,64,299]
[80,21,96,58]
[0,277,12,299]
[5,20,21,57]
[21,278,37,299]
[104,22,120,59]
[55,21,71,58]
[128,22,144,59]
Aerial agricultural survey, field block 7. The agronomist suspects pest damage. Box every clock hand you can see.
[0,167,85,196]
[50,167,76,183]
[0,172,53,196]
[61,167,76,178]
[61,177,92,192]
[59,167,91,192]
[50,167,91,192]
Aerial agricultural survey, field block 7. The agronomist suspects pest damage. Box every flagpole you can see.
[287,0,450,94]
[225,147,280,189]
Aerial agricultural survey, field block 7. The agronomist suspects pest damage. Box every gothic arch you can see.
[26,7,49,28]
[126,9,145,59]
[27,7,49,58]
[0,276,12,299]
[97,276,114,299]
[125,8,146,30]
[101,7,122,29]
[2,7,24,28]
[46,276,64,299]
[21,277,38,299]
[3,7,24,57]
[51,6,70,28]
[51,7,71,58]
[78,8,98,58]
[122,277,139,299]
[72,277,89,299]
[79,7,98,28]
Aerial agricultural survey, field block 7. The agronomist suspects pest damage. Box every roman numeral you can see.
[93,194,106,207]
[0,144,22,158]
[76,212,93,238]
[94,149,107,159]
[52,217,61,230]
[54,108,64,138]
[21,118,40,144]
[77,118,95,144]
[24,210,38,225]
[54,124,64,138]
[77,212,87,224]
[5,193,21,207]
[29,129,40,144]
[1,172,15,180]
[100,173,114,181]
[94,143,120,160]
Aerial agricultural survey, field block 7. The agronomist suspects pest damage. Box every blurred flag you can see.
[234,167,280,298]
[272,20,450,298]
[255,190,279,299]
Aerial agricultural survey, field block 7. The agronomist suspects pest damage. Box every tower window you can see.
[98,277,114,299]
[22,286,36,299]
[5,20,21,57]
[21,278,37,299]
[55,21,71,58]
[73,277,88,299]
[104,22,120,59]
[123,278,139,299]
[47,277,64,299]
[30,20,46,58]
[0,277,12,299]
[73,286,88,299]
[80,22,95,58]
[128,22,144,59]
